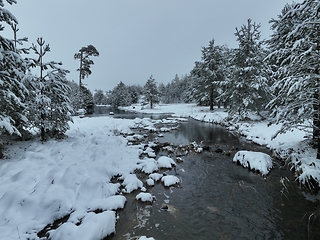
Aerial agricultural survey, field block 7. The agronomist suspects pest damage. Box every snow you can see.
[157,156,176,168]
[146,178,155,186]
[138,237,155,240]
[0,116,155,240]
[161,175,180,187]
[49,211,116,240]
[149,173,164,181]
[136,192,155,202]
[120,173,144,193]
[233,150,273,175]
[138,157,158,174]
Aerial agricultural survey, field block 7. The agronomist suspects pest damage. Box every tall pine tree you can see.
[267,1,320,158]
[220,19,270,120]
[191,39,227,110]
[144,75,158,109]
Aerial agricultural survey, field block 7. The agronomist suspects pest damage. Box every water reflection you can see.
[161,119,238,146]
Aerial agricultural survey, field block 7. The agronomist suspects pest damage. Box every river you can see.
[95,106,320,240]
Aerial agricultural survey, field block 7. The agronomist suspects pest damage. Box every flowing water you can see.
[99,109,320,240]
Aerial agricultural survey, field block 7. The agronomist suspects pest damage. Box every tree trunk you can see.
[316,16,320,159]
[314,70,320,159]
[209,86,214,111]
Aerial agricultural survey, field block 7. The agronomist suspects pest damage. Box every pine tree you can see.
[220,19,270,120]
[74,45,99,108]
[110,81,132,107]
[0,0,29,137]
[191,39,227,110]
[93,89,107,105]
[144,75,158,109]
[28,37,72,140]
[266,1,320,158]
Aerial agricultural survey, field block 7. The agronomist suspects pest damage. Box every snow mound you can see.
[138,158,158,173]
[161,175,180,187]
[157,156,176,168]
[233,150,273,175]
[149,173,163,181]
[136,192,155,202]
[139,237,155,240]
[121,174,143,193]
[49,211,116,240]
[146,178,155,186]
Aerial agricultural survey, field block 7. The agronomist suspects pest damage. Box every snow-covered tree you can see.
[127,84,143,104]
[0,0,29,137]
[28,37,73,140]
[93,89,107,105]
[266,1,320,158]
[158,74,187,104]
[144,75,158,109]
[65,80,81,110]
[109,81,132,107]
[191,39,227,110]
[220,19,270,119]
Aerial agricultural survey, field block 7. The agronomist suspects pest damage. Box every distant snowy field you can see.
[121,103,320,188]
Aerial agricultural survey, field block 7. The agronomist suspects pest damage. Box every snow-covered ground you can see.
[0,116,171,240]
[121,103,320,188]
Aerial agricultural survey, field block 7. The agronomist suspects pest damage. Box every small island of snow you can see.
[233,150,273,176]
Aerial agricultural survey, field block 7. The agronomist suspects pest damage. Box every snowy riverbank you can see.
[1,116,176,240]
[121,103,320,190]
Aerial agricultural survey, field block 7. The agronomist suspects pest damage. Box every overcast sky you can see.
[5,0,292,92]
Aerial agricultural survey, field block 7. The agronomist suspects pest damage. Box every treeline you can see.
[94,74,192,107]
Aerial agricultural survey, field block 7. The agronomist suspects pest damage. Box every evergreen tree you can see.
[93,89,107,105]
[266,1,320,158]
[28,37,72,140]
[66,80,82,111]
[158,82,169,103]
[110,81,132,107]
[74,44,99,108]
[181,74,195,103]
[220,19,270,119]
[0,0,29,137]
[144,75,158,109]
[191,39,227,110]
[127,84,142,104]
[80,85,94,113]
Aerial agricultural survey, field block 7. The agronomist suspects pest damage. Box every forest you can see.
[1,0,320,158]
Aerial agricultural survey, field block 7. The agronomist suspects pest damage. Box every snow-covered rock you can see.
[136,192,155,202]
[233,150,273,175]
[138,158,158,173]
[149,173,163,181]
[120,174,143,193]
[157,156,176,168]
[146,178,155,186]
[161,175,180,187]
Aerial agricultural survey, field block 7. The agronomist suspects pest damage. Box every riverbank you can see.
[1,116,172,240]
[120,103,320,191]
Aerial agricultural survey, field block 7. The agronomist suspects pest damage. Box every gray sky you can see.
[5,0,291,92]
